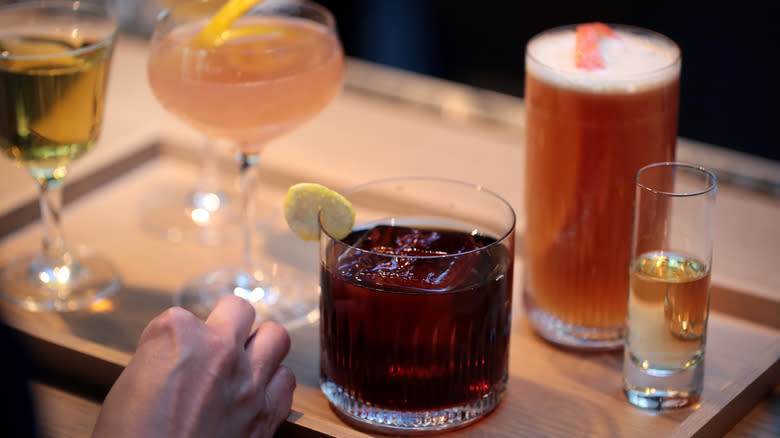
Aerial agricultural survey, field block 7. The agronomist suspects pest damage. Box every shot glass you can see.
[623,162,718,410]
[319,177,515,433]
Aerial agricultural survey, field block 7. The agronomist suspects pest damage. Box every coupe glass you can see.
[147,0,344,326]
[0,1,120,311]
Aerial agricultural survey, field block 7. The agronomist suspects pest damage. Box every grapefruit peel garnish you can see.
[283,183,355,241]
[193,0,271,48]
[575,22,619,71]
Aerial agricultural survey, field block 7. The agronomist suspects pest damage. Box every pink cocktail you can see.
[147,0,344,325]
[149,12,342,150]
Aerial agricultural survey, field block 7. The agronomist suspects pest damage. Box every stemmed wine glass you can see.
[0,1,120,311]
[147,0,344,326]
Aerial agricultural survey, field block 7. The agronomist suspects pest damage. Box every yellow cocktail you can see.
[0,1,119,311]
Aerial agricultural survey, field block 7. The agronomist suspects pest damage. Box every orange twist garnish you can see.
[194,0,267,47]
[575,22,618,70]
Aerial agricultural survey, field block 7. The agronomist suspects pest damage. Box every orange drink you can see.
[523,24,680,349]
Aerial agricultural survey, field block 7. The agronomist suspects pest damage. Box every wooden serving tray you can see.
[0,140,777,438]
[0,35,777,437]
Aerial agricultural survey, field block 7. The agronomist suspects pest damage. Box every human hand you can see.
[92,295,295,438]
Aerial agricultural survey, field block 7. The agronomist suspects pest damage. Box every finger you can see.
[138,306,202,347]
[245,321,291,385]
[205,294,256,346]
[264,365,296,428]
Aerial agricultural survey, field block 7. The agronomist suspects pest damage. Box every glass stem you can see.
[237,152,259,267]
[197,135,220,196]
[38,178,69,260]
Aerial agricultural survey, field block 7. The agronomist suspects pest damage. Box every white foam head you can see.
[526,25,681,93]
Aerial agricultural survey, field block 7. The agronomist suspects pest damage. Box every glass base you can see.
[0,250,120,312]
[523,290,624,350]
[138,186,240,245]
[174,263,319,330]
[320,375,506,435]
[622,348,703,411]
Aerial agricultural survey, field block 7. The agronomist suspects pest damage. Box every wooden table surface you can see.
[1,35,778,438]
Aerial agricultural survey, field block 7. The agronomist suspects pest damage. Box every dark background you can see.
[319,0,778,162]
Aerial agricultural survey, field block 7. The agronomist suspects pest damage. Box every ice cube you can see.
[339,226,482,292]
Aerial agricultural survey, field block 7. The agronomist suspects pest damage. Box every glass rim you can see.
[155,0,337,54]
[525,23,681,84]
[635,161,718,197]
[319,176,517,259]
[0,0,117,62]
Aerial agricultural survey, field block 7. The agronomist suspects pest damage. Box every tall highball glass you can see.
[523,24,681,349]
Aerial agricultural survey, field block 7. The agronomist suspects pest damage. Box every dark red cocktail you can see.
[318,178,515,433]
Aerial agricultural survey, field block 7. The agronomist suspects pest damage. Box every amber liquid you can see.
[524,72,678,331]
[626,252,710,372]
[320,225,513,411]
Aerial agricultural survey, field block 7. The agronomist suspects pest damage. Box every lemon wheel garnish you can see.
[284,183,355,241]
[193,0,267,47]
